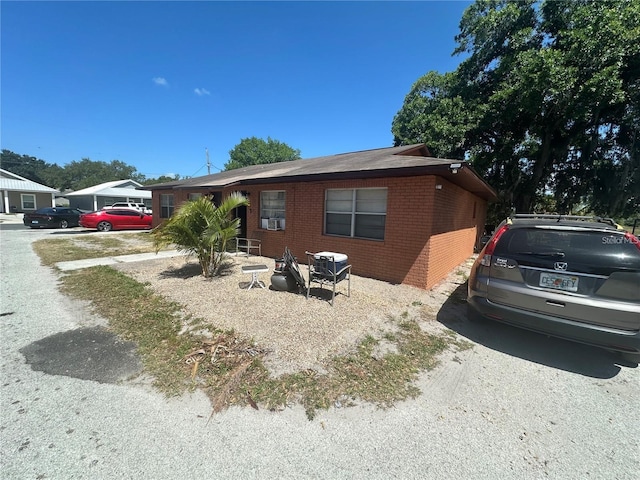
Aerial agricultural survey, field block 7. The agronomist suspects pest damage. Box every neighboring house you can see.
[65,180,152,212]
[0,168,58,213]
[144,144,497,290]
[55,191,72,207]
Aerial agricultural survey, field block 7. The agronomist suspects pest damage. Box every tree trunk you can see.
[520,126,556,212]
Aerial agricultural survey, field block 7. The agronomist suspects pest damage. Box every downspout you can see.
[93,195,98,211]
[50,193,56,207]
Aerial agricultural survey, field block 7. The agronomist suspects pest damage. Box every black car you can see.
[23,207,84,229]
[468,214,640,362]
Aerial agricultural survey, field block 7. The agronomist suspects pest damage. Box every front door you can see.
[236,205,247,238]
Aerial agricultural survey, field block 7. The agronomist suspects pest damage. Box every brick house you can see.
[144,144,497,290]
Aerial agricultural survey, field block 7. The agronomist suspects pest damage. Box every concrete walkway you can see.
[56,249,186,271]
[0,213,24,224]
[0,213,187,270]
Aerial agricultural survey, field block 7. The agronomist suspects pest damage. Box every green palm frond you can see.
[152,194,249,277]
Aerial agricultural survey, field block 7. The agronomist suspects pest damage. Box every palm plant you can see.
[152,193,249,277]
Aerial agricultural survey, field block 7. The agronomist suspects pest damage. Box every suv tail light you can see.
[624,232,640,251]
[480,224,509,266]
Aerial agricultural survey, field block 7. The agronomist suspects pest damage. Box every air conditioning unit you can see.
[267,218,281,231]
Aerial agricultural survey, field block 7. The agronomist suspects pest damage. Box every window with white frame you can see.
[325,188,387,240]
[188,193,202,201]
[160,194,174,218]
[260,191,285,230]
[21,194,36,210]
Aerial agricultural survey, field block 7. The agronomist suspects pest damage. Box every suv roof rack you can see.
[510,214,620,228]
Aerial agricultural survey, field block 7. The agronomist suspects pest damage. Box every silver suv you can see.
[468,214,640,361]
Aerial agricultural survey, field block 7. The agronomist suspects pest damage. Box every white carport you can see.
[65,180,151,211]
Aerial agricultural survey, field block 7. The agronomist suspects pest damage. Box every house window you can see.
[160,194,174,218]
[325,188,387,240]
[188,193,202,201]
[260,191,286,230]
[21,194,36,210]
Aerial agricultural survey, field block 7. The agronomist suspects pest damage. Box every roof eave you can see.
[238,164,497,201]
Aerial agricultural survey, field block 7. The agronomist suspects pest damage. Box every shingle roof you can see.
[144,144,497,201]
[0,169,59,193]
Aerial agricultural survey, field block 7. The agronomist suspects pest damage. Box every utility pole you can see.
[206,148,211,175]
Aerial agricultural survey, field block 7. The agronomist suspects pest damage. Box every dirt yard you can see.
[113,252,474,376]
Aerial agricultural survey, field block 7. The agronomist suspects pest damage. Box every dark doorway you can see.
[237,205,248,238]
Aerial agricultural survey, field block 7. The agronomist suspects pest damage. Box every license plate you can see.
[539,272,579,292]
[31,220,39,224]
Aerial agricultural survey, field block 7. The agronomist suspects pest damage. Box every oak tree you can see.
[392,0,640,221]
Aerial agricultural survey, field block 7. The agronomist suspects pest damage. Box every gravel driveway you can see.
[1,224,638,479]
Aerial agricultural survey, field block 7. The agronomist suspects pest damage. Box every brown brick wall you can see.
[151,189,202,226]
[425,176,487,288]
[152,174,487,290]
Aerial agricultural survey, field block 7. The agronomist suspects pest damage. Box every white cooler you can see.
[314,251,348,275]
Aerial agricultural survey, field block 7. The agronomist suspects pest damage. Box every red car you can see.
[79,209,153,232]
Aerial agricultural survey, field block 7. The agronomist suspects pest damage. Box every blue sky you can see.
[1,1,472,179]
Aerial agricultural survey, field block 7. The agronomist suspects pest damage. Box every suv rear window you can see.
[494,228,640,272]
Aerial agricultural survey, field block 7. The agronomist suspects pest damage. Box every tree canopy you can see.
[392,0,640,222]
[57,158,145,190]
[1,149,180,190]
[0,150,61,187]
[224,137,301,171]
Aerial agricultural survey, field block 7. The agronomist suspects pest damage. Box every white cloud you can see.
[152,77,169,87]
[194,88,210,96]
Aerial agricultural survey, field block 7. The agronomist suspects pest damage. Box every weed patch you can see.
[33,234,160,266]
[45,235,467,420]
[60,266,457,419]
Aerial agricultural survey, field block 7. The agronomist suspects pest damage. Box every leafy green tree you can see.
[142,174,181,186]
[40,164,66,190]
[392,0,640,221]
[1,149,147,191]
[60,158,145,190]
[1,150,53,185]
[391,72,474,160]
[152,193,249,277]
[224,137,301,171]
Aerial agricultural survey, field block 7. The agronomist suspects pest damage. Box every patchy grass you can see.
[61,267,201,395]
[33,233,160,266]
[59,265,459,420]
[44,235,468,420]
[456,269,469,282]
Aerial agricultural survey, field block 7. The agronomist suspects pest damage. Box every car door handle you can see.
[546,300,565,308]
